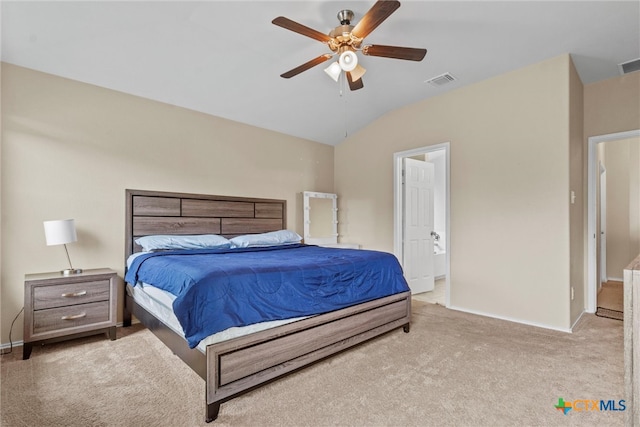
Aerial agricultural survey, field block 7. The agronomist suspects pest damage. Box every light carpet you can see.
[1,301,625,426]
[596,281,624,321]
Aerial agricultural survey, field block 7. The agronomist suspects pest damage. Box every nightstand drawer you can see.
[33,280,111,310]
[33,301,110,334]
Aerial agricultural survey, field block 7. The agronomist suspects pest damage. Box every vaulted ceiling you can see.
[2,1,639,145]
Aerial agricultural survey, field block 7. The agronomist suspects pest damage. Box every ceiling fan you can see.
[272,0,427,91]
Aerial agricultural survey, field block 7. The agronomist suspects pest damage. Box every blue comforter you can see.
[125,244,410,348]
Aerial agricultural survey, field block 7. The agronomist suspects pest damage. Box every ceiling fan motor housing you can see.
[328,9,363,51]
[337,10,354,25]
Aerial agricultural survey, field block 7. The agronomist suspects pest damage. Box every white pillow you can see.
[135,234,231,251]
[229,230,302,248]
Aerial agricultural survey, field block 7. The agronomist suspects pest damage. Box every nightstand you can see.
[23,268,118,360]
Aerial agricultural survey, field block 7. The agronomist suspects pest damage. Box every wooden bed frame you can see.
[123,189,411,422]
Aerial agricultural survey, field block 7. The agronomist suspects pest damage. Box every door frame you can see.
[587,129,640,312]
[393,142,450,306]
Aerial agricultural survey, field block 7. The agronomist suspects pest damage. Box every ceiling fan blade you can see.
[272,16,333,43]
[347,72,364,91]
[362,44,427,61]
[351,0,401,40]
[280,54,333,79]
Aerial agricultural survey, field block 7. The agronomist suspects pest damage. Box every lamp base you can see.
[61,268,83,276]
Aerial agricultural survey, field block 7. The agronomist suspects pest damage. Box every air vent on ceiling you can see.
[619,58,640,75]
[425,72,456,87]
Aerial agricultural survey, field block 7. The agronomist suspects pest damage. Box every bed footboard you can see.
[205,291,411,421]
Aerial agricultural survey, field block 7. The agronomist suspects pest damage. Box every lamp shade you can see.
[44,219,77,246]
[350,64,367,82]
[338,50,358,72]
[324,62,342,82]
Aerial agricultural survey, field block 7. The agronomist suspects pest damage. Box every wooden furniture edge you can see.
[623,254,640,427]
[125,292,207,379]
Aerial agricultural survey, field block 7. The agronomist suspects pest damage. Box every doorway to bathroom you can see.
[393,142,450,307]
[587,130,640,313]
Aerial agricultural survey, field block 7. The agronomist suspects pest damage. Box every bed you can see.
[123,189,411,422]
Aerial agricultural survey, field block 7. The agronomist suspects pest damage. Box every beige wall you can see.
[335,55,574,329]
[584,73,640,138]
[605,137,640,280]
[569,58,585,323]
[0,63,334,343]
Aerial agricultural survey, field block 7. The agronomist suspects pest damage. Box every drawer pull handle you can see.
[61,291,87,298]
[61,312,86,320]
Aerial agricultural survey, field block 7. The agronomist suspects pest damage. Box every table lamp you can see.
[43,219,82,276]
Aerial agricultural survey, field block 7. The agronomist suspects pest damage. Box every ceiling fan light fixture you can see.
[338,50,358,72]
[350,64,367,82]
[324,61,342,82]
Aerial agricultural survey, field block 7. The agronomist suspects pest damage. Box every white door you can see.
[599,163,607,284]
[403,158,435,293]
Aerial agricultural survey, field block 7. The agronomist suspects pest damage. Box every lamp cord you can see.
[1,307,24,356]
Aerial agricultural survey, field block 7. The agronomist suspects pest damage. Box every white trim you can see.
[0,321,140,353]
[0,339,24,353]
[448,305,573,334]
[393,142,451,306]
[570,310,586,331]
[587,130,640,313]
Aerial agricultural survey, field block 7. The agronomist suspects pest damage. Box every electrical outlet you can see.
[570,190,576,204]
[571,287,575,300]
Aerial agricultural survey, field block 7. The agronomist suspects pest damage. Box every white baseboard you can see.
[447,304,573,333]
[0,339,24,354]
[570,310,587,331]
[0,320,139,353]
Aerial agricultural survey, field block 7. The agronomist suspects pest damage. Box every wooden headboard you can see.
[125,189,287,259]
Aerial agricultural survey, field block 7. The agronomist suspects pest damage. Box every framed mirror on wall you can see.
[303,191,338,245]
